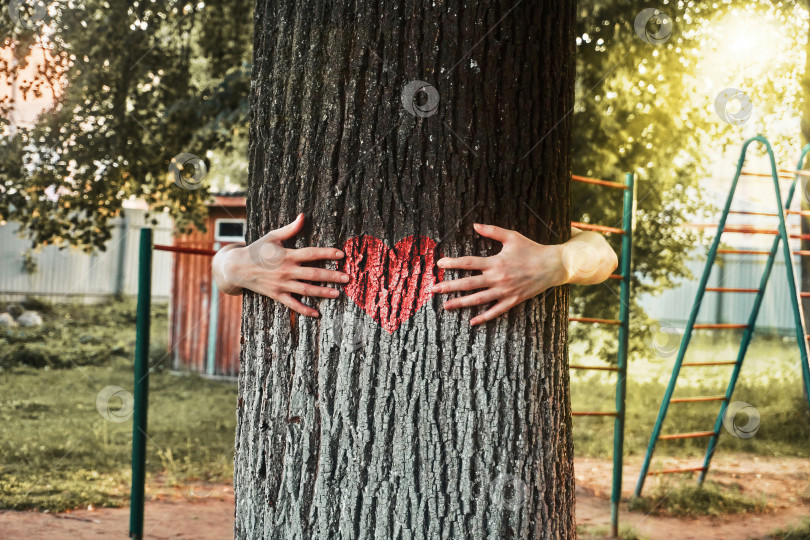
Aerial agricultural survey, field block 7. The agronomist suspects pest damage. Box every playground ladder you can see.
[569,172,635,537]
[635,135,810,497]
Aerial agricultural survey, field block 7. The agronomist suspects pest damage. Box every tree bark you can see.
[235,1,576,538]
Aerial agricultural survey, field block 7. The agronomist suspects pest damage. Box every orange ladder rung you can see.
[718,249,771,255]
[659,431,716,441]
[572,175,630,190]
[693,324,747,329]
[670,396,727,403]
[648,466,707,475]
[740,170,796,180]
[569,317,622,325]
[728,210,778,217]
[572,411,619,417]
[705,287,759,293]
[794,250,810,257]
[682,361,738,366]
[608,274,624,280]
[569,365,620,372]
[571,221,625,235]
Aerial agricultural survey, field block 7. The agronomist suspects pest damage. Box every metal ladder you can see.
[635,135,810,496]
[569,171,635,537]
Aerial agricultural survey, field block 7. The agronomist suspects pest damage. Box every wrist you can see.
[213,243,247,295]
[549,243,573,287]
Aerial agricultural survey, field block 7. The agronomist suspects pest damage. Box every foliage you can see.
[628,480,768,517]
[571,0,808,364]
[0,0,253,251]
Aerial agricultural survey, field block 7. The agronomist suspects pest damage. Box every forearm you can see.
[559,231,618,285]
[212,243,247,295]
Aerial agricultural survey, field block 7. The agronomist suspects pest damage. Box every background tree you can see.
[0,0,252,250]
[234,0,576,537]
[571,0,806,364]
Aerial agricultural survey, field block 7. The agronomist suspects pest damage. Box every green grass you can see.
[765,518,810,540]
[570,331,810,458]
[627,480,768,517]
[1,298,807,514]
[0,299,237,512]
[577,524,648,539]
[0,298,168,369]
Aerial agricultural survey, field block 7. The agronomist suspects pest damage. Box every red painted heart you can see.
[341,235,444,334]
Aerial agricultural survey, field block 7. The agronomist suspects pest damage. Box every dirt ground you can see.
[0,455,808,539]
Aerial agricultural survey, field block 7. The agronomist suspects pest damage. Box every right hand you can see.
[212,213,349,317]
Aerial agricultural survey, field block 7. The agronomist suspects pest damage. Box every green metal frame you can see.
[571,172,635,537]
[635,136,810,497]
[130,228,152,539]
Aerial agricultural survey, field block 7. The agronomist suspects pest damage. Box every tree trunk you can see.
[235,1,576,538]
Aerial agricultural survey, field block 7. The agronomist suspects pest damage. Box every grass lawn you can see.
[1,299,808,512]
[0,299,237,512]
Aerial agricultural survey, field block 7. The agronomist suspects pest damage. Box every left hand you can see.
[433,223,569,326]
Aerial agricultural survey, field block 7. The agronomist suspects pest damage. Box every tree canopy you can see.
[1,0,808,360]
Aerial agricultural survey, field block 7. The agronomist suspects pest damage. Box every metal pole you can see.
[206,242,221,376]
[611,172,634,537]
[129,228,152,539]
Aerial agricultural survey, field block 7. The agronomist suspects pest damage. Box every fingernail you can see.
[336,250,345,258]
[432,284,442,292]
[340,274,350,283]
[437,259,446,268]
[331,290,339,297]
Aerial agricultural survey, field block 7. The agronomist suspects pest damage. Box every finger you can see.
[270,213,305,241]
[290,246,345,263]
[277,292,319,317]
[437,255,489,271]
[443,289,500,311]
[471,299,515,326]
[473,223,515,243]
[288,266,351,284]
[286,281,341,299]
[432,275,489,294]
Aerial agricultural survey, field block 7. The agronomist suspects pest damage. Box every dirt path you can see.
[0,455,807,539]
[0,484,234,540]
[577,454,810,539]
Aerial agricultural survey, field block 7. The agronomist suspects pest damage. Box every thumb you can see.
[269,213,305,242]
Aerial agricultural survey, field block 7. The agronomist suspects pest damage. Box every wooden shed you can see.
[169,194,246,377]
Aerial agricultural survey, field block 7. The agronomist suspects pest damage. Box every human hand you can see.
[212,213,349,317]
[432,223,570,326]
